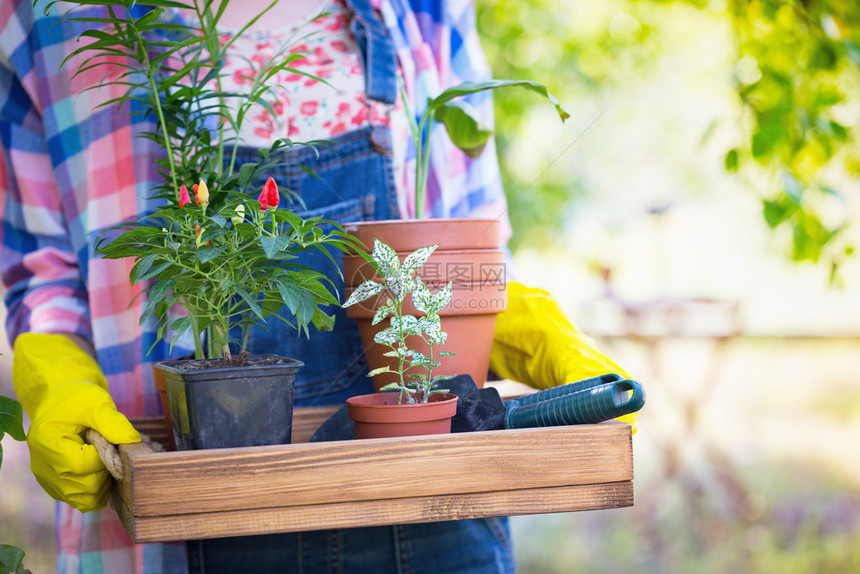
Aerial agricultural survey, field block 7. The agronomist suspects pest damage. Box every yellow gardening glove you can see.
[12,333,141,512]
[490,282,638,430]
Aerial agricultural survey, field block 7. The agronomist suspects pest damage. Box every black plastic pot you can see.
[154,355,303,451]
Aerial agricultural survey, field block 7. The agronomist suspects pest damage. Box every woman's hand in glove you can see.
[12,333,141,512]
[490,282,638,429]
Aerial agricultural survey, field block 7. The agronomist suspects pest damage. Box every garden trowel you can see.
[450,373,645,432]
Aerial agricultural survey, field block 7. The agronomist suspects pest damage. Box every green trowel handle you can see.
[515,373,624,406]
[504,379,646,429]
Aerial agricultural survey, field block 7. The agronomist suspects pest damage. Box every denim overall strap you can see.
[344,0,398,104]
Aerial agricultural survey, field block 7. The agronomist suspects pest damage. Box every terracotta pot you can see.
[342,249,506,286]
[344,218,501,252]
[346,392,459,439]
[342,219,507,390]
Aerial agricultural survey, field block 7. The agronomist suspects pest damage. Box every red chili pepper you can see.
[179,185,191,208]
[264,177,279,209]
[256,187,268,211]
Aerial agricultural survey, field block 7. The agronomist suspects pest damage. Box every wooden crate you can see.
[111,407,633,543]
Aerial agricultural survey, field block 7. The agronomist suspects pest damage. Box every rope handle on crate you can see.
[85,429,124,481]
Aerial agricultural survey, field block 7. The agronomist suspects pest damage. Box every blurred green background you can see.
[3,0,860,572]
[480,0,860,572]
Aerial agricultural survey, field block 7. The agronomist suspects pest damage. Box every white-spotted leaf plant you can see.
[343,240,456,404]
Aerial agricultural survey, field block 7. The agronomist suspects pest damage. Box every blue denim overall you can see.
[185,1,516,572]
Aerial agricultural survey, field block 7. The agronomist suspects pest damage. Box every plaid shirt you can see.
[0,0,508,572]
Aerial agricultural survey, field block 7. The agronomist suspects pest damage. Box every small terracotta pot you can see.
[346,392,459,439]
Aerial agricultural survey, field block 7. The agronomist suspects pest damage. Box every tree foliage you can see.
[478,0,860,276]
[717,0,860,277]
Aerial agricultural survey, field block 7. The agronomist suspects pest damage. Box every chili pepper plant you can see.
[57,0,359,360]
[96,176,356,361]
[343,240,456,404]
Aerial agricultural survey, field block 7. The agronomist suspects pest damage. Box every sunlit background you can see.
[2,0,860,572]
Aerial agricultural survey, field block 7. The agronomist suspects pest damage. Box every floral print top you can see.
[203,0,410,197]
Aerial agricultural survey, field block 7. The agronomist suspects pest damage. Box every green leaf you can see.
[0,545,26,574]
[196,244,226,263]
[374,328,399,346]
[390,315,420,336]
[829,120,848,141]
[134,258,174,282]
[140,279,175,325]
[387,271,413,303]
[343,280,384,308]
[371,302,395,326]
[238,162,257,189]
[432,101,493,158]
[311,309,335,332]
[371,240,400,280]
[235,286,265,319]
[724,148,739,171]
[407,350,429,366]
[427,79,569,123]
[0,396,26,443]
[432,282,453,311]
[751,127,780,159]
[198,226,228,244]
[418,316,447,345]
[367,366,393,377]
[763,199,791,229]
[792,213,838,263]
[260,235,291,259]
[275,277,302,311]
[400,244,438,276]
[412,277,432,314]
[131,253,158,284]
[273,276,315,326]
[169,316,192,336]
[289,270,340,306]
[295,289,316,326]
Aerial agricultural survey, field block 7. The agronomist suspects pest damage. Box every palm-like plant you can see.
[51,0,358,360]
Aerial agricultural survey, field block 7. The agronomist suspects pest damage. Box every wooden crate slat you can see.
[122,422,632,517]
[113,481,633,543]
